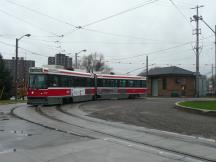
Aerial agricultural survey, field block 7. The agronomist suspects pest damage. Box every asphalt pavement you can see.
[1,98,216,162]
[81,98,216,139]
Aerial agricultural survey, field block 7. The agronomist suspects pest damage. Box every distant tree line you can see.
[0,53,12,100]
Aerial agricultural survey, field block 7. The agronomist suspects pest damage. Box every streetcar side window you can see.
[74,76,88,87]
[48,75,60,87]
[68,76,74,87]
[87,78,94,87]
[119,80,126,87]
[29,74,47,89]
[142,80,147,87]
[47,75,94,87]
[110,79,118,87]
[114,79,118,87]
[75,76,94,87]
[134,80,140,87]
[60,76,70,87]
[97,79,103,87]
[127,80,134,87]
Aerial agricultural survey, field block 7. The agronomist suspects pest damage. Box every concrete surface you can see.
[4,99,216,162]
[81,98,216,139]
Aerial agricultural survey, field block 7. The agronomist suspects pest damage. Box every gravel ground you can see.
[80,98,216,139]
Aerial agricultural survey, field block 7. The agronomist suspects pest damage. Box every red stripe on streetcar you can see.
[28,88,96,97]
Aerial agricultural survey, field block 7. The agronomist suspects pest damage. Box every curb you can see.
[175,101,216,117]
[62,103,216,145]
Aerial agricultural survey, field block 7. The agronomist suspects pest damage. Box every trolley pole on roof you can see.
[190,5,204,97]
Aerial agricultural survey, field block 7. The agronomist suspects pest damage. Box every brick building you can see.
[139,66,207,97]
[4,57,35,85]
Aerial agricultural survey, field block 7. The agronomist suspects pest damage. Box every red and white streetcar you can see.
[27,67,147,105]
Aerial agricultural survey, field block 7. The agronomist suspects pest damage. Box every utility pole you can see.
[214,25,216,95]
[191,5,204,97]
[146,55,148,77]
[15,38,18,100]
[146,55,149,91]
[200,20,216,95]
[212,64,214,96]
[75,53,78,69]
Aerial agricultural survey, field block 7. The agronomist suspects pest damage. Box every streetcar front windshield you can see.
[29,74,47,89]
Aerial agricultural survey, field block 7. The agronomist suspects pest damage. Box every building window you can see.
[162,78,167,90]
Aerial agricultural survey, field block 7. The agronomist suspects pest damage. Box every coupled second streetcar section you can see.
[27,67,148,105]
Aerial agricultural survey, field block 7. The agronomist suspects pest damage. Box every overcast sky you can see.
[0,0,216,75]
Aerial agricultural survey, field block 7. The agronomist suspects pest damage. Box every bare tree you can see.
[81,52,113,74]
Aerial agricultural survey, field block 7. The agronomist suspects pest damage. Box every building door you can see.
[152,79,158,96]
[181,85,186,96]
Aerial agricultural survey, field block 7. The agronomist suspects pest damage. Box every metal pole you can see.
[75,53,78,69]
[212,64,214,96]
[200,20,215,95]
[215,25,216,96]
[195,6,200,97]
[15,38,18,100]
[191,5,204,97]
[146,55,148,77]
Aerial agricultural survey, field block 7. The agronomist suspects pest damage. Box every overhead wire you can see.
[81,0,159,28]
[160,0,194,8]
[169,0,193,28]
[2,0,214,71]
[64,0,160,36]
[79,28,168,42]
[19,47,49,58]
[0,39,49,58]
[3,0,179,42]
[0,40,15,47]
[4,0,77,28]
[0,8,60,37]
[108,35,214,61]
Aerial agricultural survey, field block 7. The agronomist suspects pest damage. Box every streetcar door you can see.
[152,79,158,96]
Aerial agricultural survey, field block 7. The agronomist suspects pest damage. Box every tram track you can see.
[36,104,216,162]
[57,103,216,148]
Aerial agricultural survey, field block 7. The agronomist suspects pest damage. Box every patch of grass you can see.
[179,101,216,111]
[0,100,26,105]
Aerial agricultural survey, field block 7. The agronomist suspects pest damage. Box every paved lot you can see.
[80,98,216,139]
[2,103,203,162]
[0,104,89,154]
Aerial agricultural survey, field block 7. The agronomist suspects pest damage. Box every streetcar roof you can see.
[29,67,146,80]
[29,67,93,78]
[96,74,146,80]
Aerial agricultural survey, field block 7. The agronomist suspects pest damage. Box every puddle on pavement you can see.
[0,112,10,121]
[0,118,9,121]
[10,130,32,136]
[0,148,16,154]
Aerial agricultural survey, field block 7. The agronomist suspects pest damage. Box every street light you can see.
[15,34,31,100]
[75,49,87,69]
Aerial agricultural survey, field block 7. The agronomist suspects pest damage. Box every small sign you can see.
[29,68,43,73]
[72,88,85,96]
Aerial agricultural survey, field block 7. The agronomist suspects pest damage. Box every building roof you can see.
[139,66,195,76]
